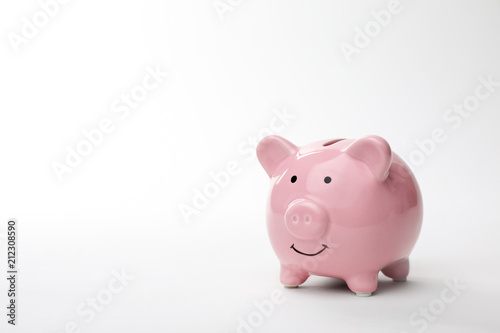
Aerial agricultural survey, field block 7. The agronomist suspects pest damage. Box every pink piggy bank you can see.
[257,135,422,296]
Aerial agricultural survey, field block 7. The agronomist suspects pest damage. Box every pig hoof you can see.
[393,278,407,282]
[284,285,299,288]
[355,292,373,297]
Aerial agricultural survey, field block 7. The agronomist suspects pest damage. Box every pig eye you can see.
[324,176,332,184]
[291,175,297,183]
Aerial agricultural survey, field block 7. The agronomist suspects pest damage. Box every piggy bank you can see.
[257,135,422,296]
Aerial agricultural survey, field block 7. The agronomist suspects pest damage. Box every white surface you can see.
[1,0,499,332]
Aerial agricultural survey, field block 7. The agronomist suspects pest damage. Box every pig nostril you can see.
[285,200,327,240]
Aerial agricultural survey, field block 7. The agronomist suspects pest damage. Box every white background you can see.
[1,0,499,332]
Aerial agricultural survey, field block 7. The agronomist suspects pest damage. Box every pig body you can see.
[257,135,423,296]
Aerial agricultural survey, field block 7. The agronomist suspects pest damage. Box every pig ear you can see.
[257,135,298,177]
[344,135,392,181]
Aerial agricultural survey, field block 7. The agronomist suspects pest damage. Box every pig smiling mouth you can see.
[290,244,329,256]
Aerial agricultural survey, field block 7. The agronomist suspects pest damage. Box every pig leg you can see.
[280,263,309,288]
[382,257,409,282]
[345,272,379,296]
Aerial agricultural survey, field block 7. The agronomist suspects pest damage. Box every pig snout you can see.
[285,199,328,240]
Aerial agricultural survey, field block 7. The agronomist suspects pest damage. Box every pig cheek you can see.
[268,181,295,218]
[267,189,291,240]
